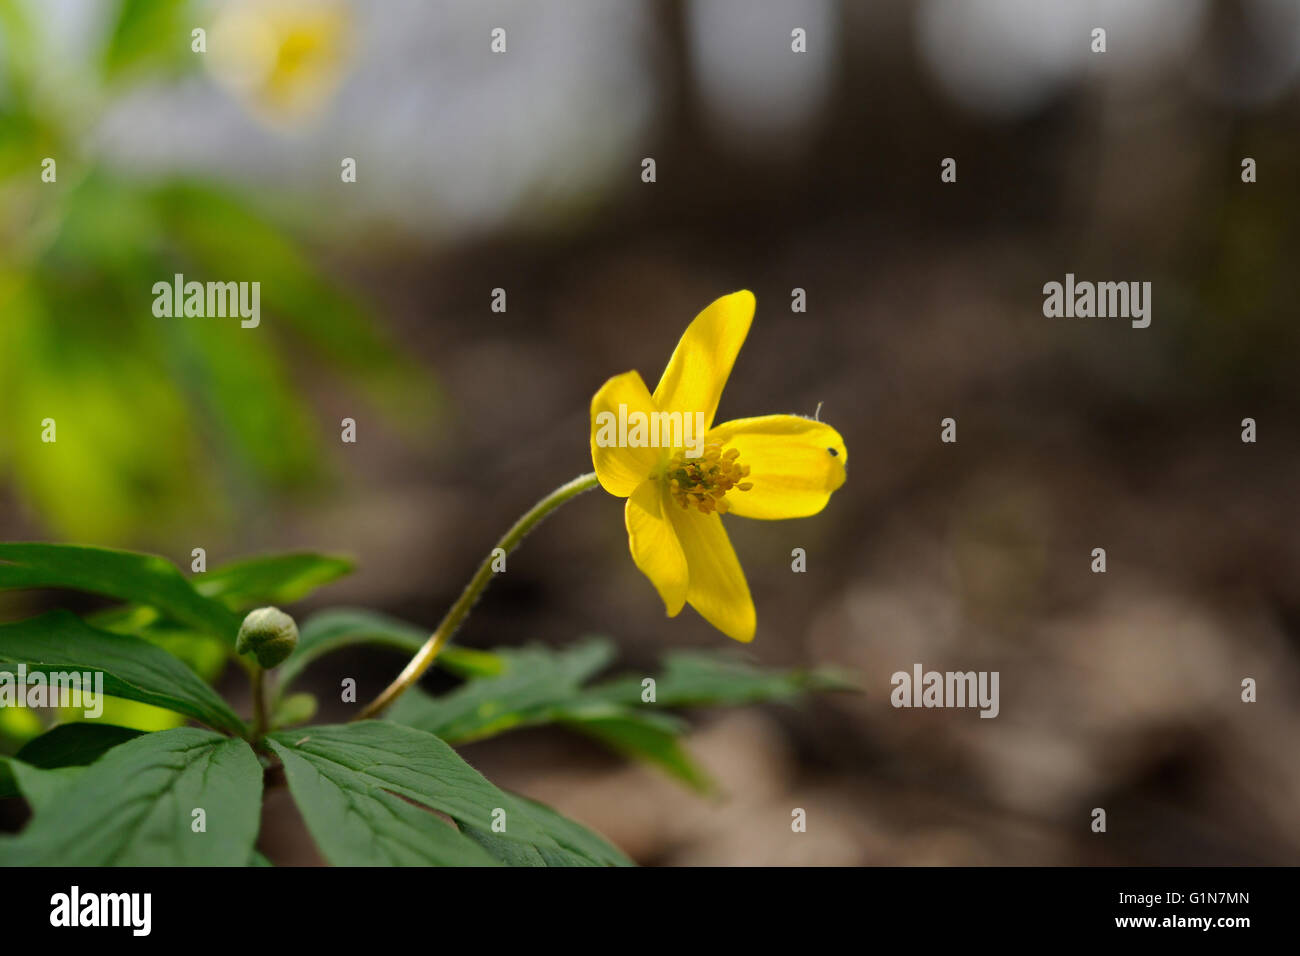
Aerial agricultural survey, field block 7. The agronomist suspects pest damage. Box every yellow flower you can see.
[589,291,847,642]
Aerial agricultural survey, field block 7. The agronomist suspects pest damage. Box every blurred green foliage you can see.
[0,0,434,542]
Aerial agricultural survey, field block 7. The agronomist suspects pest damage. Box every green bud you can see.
[236,607,299,669]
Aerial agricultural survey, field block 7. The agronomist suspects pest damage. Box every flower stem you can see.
[355,471,601,721]
[249,667,269,740]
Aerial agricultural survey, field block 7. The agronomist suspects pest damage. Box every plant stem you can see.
[250,667,269,740]
[355,471,601,721]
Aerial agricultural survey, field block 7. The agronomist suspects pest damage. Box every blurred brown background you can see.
[3,0,1299,864]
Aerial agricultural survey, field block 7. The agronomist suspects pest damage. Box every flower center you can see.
[666,442,753,515]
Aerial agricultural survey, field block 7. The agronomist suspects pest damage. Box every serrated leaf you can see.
[390,689,711,791]
[0,610,245,735]
[278,607,503,689]
[386,639,614,742]
[381,639,713,786]
[196,552,354,609]
[0,728,262,865]
[268,721,551,846]
[386,643,847,791]
[590,651,858,708]
[268,722,629,867]
[461,792,632,867]
[0,543,241,643]
[512,792,632,866]
[268,738,500,867]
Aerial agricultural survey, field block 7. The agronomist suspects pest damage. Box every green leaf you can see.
[386,639,614,742]
[268,722,552,846]
[268,737,501,867]
[87,606,229,681]
[15,722,144,768]
[278,607,503,690]
[0,610,246,735]
[269,722,629,867]
[382,639,717,787]
[0,755,24,800]
[561,709,712,793]
[590,651,858,708]
[196,552,355,609]
[0,543,242,643]
[0,757,80,813]
[380,637,717,788]
[462,793,632,867]
[101,0,192,82]
[510,792,631,866]
[390,688,712,791]
[0,728,263,865]
[386,644,848,791]
[457,826,561,866]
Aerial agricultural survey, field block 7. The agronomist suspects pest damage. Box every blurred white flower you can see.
[916,0,1208,120]
[207,0,353,126]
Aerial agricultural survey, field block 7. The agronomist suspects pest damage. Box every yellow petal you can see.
[625,479,688,616]
[652,290,755,430]
[590,370,662,497]
[666,503,756,642]
[706,415,847,520]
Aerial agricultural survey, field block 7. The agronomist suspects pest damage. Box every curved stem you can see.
[249,667,269,740]
[355,471,601,721]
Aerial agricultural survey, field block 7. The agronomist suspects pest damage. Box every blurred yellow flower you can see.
[207,0,352,125]
[590,291,847,642]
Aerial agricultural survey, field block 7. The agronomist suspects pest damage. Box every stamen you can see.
[666,441,753,515]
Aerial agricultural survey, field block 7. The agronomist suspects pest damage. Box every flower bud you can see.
[236,606,299,669]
